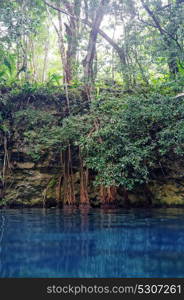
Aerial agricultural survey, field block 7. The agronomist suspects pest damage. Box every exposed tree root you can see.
[79,148,89,205]
[99,185,117,204]
[62,145,76,205]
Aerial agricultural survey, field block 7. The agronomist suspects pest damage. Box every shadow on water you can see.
[0,207,184,277]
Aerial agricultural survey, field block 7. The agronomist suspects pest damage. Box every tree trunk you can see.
[82,0,109,99]
[45,0,131,84]
[42,22,50,82]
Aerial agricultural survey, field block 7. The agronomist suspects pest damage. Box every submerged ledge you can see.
[1,202,184,209]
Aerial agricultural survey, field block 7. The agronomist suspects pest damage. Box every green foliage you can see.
[1,0,184,204]
[47,73,63,86]
[0,50,17,84]
[75,93,184,189]
[16,88,184,190]
[0,0,44,44]
[1,82,184,191]
[0,0,184,86]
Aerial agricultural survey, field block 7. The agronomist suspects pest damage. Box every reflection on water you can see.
[0,207,184,277]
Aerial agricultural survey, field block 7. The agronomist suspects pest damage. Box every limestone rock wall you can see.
[1,149,184,208]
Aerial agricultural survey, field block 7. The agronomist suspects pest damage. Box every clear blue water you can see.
[0,207,184,278]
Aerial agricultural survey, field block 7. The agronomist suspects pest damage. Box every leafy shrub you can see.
[76,93,184,189]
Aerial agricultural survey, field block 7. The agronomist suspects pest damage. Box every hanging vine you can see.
[62,145,76,205]
[0,134,12,202]
[79,147,89,205]
[99,185,117,204]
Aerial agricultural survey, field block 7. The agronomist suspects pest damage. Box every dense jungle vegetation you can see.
[1,0,184,207]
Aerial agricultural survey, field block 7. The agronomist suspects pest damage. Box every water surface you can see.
[0,208,184,277]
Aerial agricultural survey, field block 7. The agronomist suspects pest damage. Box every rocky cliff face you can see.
[2,147,184,208]
[149,162,184,206]
[1,147,96,208]
[1,149,57,207]
[1,88,184,208]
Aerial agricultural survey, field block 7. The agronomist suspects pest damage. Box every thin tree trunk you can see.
[42,22,50,82]
[83,0,108,82]
[45,0,130,80]
[30,39,37,81]
[82,0,109,100]
[47,6,70,113]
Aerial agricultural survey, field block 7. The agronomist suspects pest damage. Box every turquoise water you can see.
[0,208,184,278]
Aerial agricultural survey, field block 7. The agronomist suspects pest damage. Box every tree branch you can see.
[44,0,126,62]
[140,0,164,36]
[140,0,183,51]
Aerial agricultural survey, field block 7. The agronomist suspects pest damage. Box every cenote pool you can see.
[0,208,184,278]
